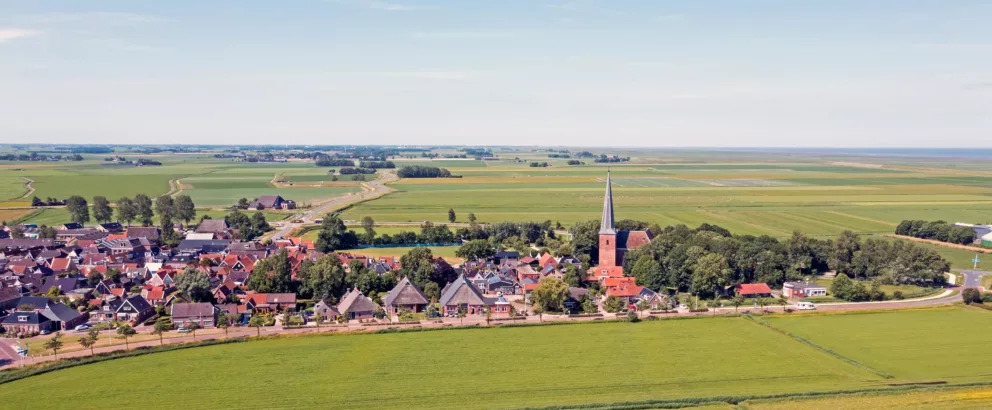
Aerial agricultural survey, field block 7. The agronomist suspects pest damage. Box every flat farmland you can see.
[340,161,992,237]
[0,317,883,409]
[765,307,992,381]
[12,207,290,226]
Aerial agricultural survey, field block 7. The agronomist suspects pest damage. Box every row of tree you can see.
[30,197,66,207]
[337,167,377,174]
[397,166,453,178]
[895,220,977,245]
[358,161,395,169]
[315,157,355,167]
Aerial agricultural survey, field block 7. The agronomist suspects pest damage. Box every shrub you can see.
[892,290,904,300]
[962,288,982,304]
[626,310,640,322]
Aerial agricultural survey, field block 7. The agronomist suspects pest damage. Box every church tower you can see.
[598,171,617,268]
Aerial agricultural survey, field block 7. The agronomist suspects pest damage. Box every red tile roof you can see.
[736,283,773,295]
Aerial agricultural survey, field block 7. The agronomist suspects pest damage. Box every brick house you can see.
[171,303,217,328]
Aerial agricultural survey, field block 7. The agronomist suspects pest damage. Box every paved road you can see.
[957,269,986,288]
[270,172,397,239]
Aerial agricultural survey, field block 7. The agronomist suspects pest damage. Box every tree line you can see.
[397,166,453,178]
[567,220,951,298]
[337,167,377,174]
[358,160,395,169]
[895,220,977,245]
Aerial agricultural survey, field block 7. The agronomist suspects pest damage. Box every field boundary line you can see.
[882,234,992,255]
[825,211,898,227]
[511,382,992,410]
[742,315,894,379]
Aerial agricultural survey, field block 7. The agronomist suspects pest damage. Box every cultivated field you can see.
[2,308,990,409]
[341,153,992,239]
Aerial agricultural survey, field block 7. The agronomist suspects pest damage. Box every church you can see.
[592,171,653,279]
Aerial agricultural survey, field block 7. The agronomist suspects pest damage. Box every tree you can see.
[66,195,90,224]
[635,300,651,318]
[246,249,294,293]
[152,319,169,345]
[155,195,175,221]
[457,305,468,326]
[92,196,113,223]
[10,226,24,239]
[690,253,732,299]
[251,212,270,234]
[603,296,626,313]
[296,254,347,302]
[962,288,982,304]
[217,311,233,336]
[117,197,137,226]
[315,214,358,253]
[569,220,600,264]
[630,255,665,291]
[532,305,544,323]
[755,297,769,313]
[468,212,477,223]
[39,225,57,239]
[455,239,494,260]
[175,267,212,302]
[485,306,493,326]
[43,332,64,358]
[313,312,323,331]
[830,231,860,277]
[134,194,154,225]
[361,216,376,242]
[249,314,265,336]
[423,282,440,302]
[237,197,250,209]
[186,321,202,340]
[730,294,745,313]
[79,329,99,355]
[448,208,456,223]
[173,194,196,225]
[531,277,570,312]
[116,324,137,349]
[562,264,583,288]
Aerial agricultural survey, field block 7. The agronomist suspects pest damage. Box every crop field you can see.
[339,158,992,237]
[730,386,992,409]
[4,308,991,409]
[0,316,882,409]
[765,307,992,381]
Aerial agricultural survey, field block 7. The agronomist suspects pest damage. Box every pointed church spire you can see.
[599,170,616,234]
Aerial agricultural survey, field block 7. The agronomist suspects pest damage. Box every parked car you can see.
[40,329,51,335]
[796,302,816,310]
[177,327,190,333]
[74,324,92,331]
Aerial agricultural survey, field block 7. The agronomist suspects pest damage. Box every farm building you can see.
[953,223,992,244]
[782,282,828,299]
[734,283,773,298]
[983,232,992,246]
[248,195,296,210]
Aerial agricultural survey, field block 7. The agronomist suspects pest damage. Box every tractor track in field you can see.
[13,177,34,200]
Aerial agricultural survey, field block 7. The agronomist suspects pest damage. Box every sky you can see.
[0,0,990,147]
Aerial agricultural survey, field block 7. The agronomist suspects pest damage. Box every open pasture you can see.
[765,307,992,381]
[0,316,881,409]
[340,159,992,237]
[5,308,992,409]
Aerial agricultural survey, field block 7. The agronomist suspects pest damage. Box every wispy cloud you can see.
[411,31,522,39]
[963,81,992,90]
[918,43,992,51]
[328,0,437,11]
[16,12,167,26]
[0,28,40,43]
[382,71,477,80]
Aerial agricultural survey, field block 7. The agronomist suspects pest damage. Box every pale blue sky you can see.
[1,0,990,146]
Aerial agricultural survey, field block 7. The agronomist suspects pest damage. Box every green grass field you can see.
[3,308,991,409]
[766,307,992,381]
[0,316,879,409]
[339,159,992,237]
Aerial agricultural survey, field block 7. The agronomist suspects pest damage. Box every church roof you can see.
[599,171,616,235]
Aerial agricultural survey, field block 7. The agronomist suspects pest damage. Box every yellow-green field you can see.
[2,307,991,409]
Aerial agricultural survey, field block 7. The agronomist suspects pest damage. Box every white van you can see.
[796,302,816,310]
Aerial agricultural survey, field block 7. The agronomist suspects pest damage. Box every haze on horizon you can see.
[1,0,990,147]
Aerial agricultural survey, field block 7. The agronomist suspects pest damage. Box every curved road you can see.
[270,171,397,239]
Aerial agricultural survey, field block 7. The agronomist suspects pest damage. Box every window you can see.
[17,316,27,322]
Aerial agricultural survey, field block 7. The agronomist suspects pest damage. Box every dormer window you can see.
[17,316,27,322]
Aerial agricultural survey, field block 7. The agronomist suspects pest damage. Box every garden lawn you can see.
[0,317,880,409]
[765,307,992,381]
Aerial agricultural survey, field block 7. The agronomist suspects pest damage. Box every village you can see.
[0,172,964,364]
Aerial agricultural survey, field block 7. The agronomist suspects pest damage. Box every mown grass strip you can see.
[0,337,250,386]
[742,314,894,379]
[513,382,992,410]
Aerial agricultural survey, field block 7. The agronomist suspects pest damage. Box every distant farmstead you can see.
[248,195,295,210]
